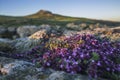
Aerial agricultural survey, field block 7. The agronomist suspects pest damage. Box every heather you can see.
[12,34,120,80]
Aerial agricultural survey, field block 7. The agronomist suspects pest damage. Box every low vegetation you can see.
[11,34,120,80]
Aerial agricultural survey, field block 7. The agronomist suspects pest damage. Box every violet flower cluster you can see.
[13,34,120,79]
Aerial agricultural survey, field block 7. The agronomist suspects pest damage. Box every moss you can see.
[38,74,49,80]
[0,42,14,53]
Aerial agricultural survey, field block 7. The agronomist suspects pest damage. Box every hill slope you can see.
[0,10,120,27]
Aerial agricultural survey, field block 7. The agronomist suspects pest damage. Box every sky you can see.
[0,0,120,21]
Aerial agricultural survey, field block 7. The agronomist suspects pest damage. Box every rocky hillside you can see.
[0,56,98,80]
[0,10,120,80]
[0,29,120,80]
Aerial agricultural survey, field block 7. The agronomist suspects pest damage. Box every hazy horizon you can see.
[0,0,120,21]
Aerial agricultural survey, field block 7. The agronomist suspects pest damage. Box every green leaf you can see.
[91,52,99,61]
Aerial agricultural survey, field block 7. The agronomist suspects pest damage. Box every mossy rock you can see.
[12,38,43,53]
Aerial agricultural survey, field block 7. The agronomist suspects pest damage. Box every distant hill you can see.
[25,10,83,21]
[0,10,120,27]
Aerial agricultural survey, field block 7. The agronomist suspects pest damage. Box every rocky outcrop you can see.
[66,23,82,30]
[40,24,51,30]
[0,60,34,75]
[29,26,63,39]
[7,27,16,33]
[0,26,18,39]
[0,25,51,39]
[111,26,120,33]
[0,57,97,80]
[0,27,7,34]
[63,30,77,37]
[47,71,73,80]
[0,57,36,80]
[66,23,78,28]
[29,29,47,39]
[0,37,42,53]
[17,25,52,38]
[0,28,48,53]
[12,38,42,53]
[47,71,91,80]
[17,26,41,38]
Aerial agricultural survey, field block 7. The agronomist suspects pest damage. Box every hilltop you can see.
[25,10,81,21]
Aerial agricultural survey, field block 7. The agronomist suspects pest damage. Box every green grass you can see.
[0,11,120,27]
